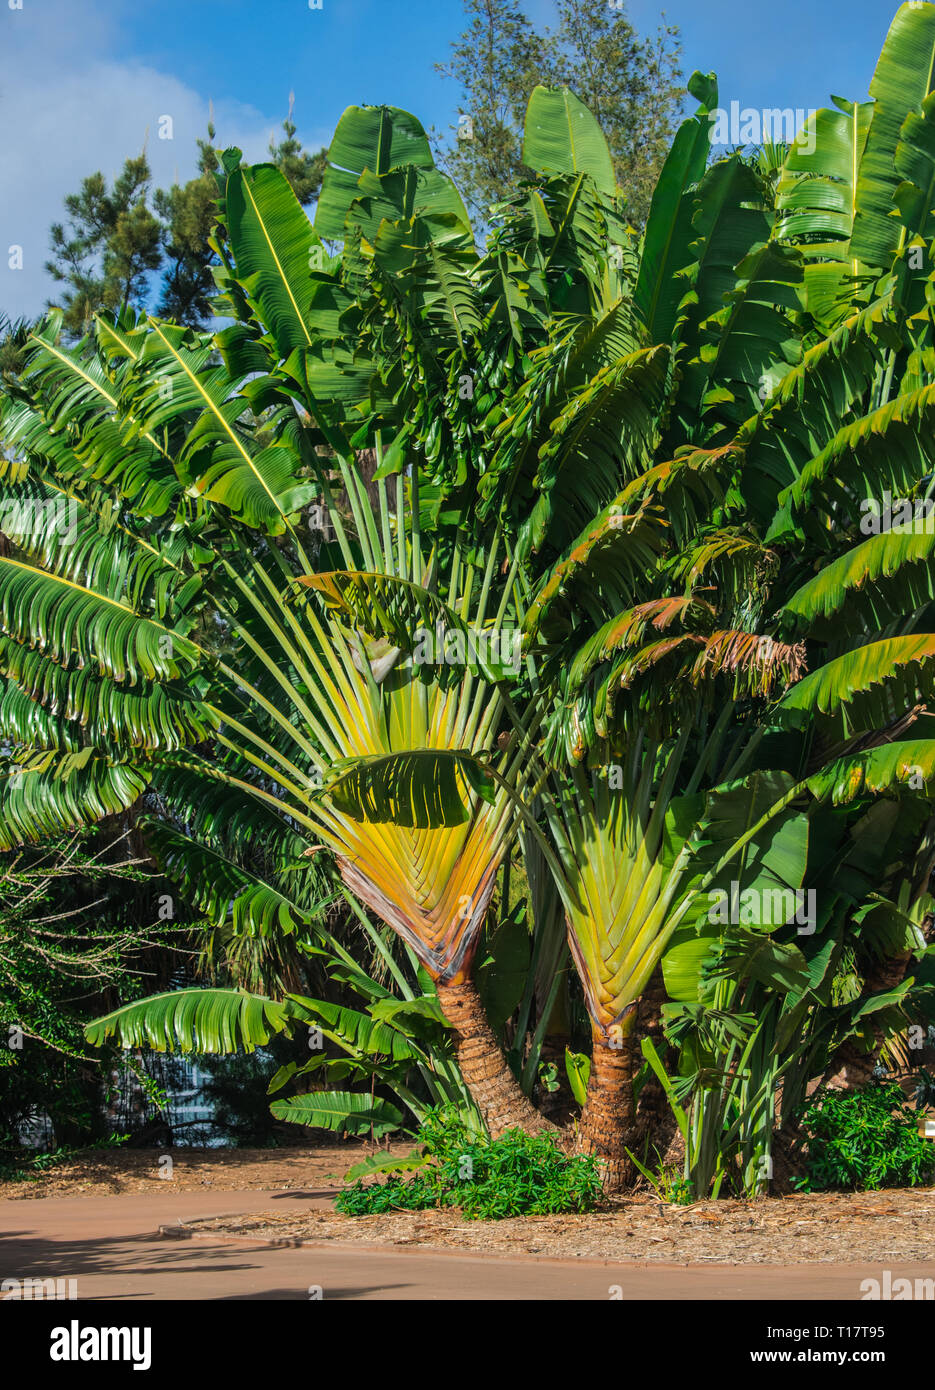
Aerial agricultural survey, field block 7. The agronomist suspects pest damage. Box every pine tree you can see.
[45,155,163,337]
[154,123,224,327]
[46,103,328,335]
[267,94,328,207]
[436,0,551,222]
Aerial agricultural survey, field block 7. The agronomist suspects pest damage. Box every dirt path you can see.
[2,1189,934,1300]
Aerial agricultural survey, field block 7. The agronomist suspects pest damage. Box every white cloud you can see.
[0,0,329,321]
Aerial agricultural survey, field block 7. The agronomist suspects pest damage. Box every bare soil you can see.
[0,1142,412,1200]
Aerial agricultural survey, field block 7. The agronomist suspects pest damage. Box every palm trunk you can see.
[436,977,555,1138]
[575,1009,639,1193]
[633,968,680,1163]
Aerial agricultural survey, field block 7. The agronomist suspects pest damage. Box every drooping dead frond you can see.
[692,630,807,697]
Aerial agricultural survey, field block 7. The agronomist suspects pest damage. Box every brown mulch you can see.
[0,1143,414,1200]
[183,1187,935,1264]
[6,1149,935,1265]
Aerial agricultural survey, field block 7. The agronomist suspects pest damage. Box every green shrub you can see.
[798,1082,935,1192]
[334,1106,603,1219]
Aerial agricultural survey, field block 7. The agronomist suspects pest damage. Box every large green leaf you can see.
[635,70,718,343]
[315,104,435,239]
[285,995,424,1061]
[736,295,895,523]
[343,1147,428,1180]
[670,158,777,430]
[776,99,874,248]
[371,216,481,354]
[224,164,319,356]
[85,988,292,1053]
[808,738,935,804]
[690,241,803,431]
[0,557,197,684]
[850,1,935,268]
[774,98,874,324]
[522,86,616,196]
[520,345,671,556]
[893,89,935,242]
[475,906,531,1032]
[270,1090,404,1137]
[771,381,935,532]
[347,164,471,241]
[780,526,935,635]
[142,820,331,939]
[127,321,315,533]
[10,323,182,517]
[0,755,148,850]
[775,635,935,736]
[0,658,212,755]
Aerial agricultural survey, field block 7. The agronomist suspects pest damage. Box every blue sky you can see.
[0,0,904,318]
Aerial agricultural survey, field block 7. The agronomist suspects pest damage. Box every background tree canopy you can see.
[45,103,328,338]
[436,0,683,226]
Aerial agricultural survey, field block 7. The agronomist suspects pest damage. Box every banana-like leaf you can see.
[775,635,935,736]
[808,738,935,804]
[850,1,935,268]
[142,820,330,938]
[776,99,874,248]
[224,164,319,356]
[371,216,481,354]
[522,86,616,195]
[635,70,718,343]
[343,1147,428,1180]
[270,1090,404,1137]
[0,557,197,684]
[771,380,935,530]
[285,994,428,1060]
[523,503,667,642]
[672,158,773,408]
[315,104,435,240]
[348,164,472,241]
[475,906,531,1032]
[10,322,182,516]
[736,295,895,522]
[85,988,292,1053]
[521,345,671,556]
[0,653,213,754]
[893,90,935,242]
[779,525,935,635]
[127,321,315,533]
[850,977,914,1019]
[368,996,449,1028]
[775,98,874,325]
[0,756,148,850]
[691,242,803,427]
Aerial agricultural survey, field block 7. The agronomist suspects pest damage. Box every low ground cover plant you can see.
[797,1082,935,1192]
[334,1108,603,1219]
